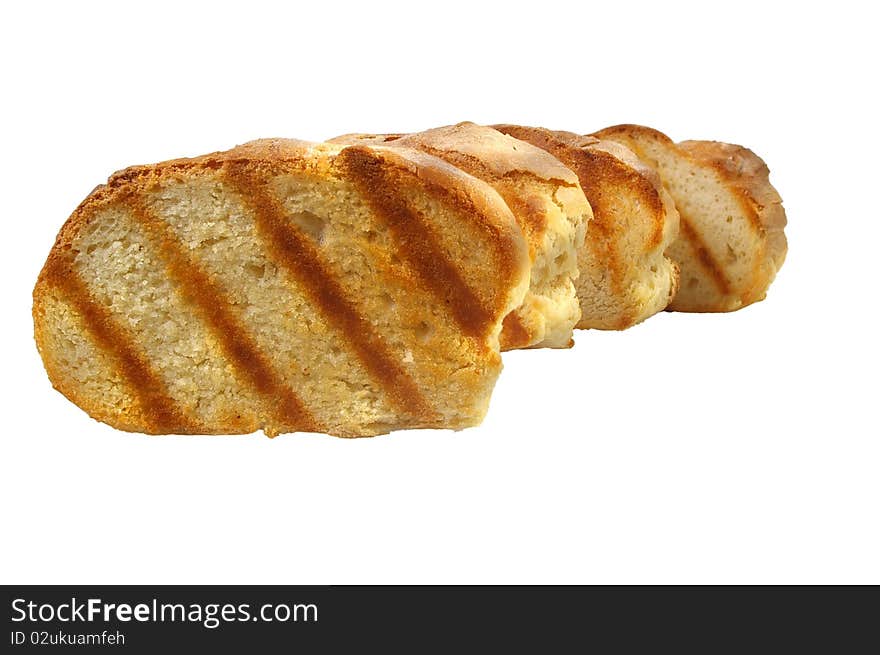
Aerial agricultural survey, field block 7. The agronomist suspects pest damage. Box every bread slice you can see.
[493,125,680,330]
[33,139,531,437]
[592,125,787,312]
[330,123,591,349]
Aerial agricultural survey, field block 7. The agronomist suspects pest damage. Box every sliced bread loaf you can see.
[493,125,680,329]
[330,122,591,349]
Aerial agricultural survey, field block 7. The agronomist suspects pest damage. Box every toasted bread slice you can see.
[330,123,591,350]
[593,125,787,312]
[33,139,530,437]
[493,125,680,330]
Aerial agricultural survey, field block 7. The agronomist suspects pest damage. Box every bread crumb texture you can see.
[33,139,530,437]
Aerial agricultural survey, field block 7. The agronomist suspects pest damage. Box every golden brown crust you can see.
[593,124,673,145]
[333,123,581,188]
[34,138,528,437]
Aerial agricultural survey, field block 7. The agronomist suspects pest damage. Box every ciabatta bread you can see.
[330,123,591,349]
[592,125,787,312]
[493,125,680,330]
[33,139,530,437]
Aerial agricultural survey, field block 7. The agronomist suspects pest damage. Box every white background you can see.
[1,1,877,584]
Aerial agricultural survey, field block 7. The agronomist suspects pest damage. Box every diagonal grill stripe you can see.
[125,192,320,434]
[399,142,555,238]
[43,255,199,434]
[337,146,495,339]
[580,199,625,296]
[678,215,731,296]
[223,166,438,423]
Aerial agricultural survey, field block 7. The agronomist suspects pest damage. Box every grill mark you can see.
[679,141,770,233]
[645,195,668,250]
[403,143,558,238]
[499,311,532,350]
[42,254,196,434]
[503,191,547,242]
[730,182,774,233]
[124,193,319,435]
[678,215,731,296]
[574,151,668,295]
[338,135,578,239]
[579,198,624,296]
[337,146,494,339]
[222,166,437,424]
[495,127,671,296]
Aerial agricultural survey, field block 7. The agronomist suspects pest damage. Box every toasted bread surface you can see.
[330,123,591,349]
[593,124,787,312]
[493,125,680,330]
[33,139,530,437]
